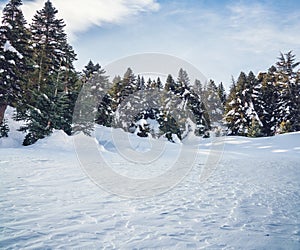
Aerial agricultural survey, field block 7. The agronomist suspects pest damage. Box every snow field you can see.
[0,115,300,248]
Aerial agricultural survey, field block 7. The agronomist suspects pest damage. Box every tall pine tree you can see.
[0,0,33,124]
[275,51,300,132]
[21,0,78,144]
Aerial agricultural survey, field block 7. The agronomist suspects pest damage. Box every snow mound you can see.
[31,130,75,151]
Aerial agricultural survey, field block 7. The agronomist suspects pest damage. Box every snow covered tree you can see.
[176,68,190,95]
[274,51,300,133]
[163,70,210,139]
[94,69,113,127]
[193,79,203,97]
[109,75,123,111]
[0,118,9,138]
[255,67,278,136]
[224,72,261,136]
[136,75,146,91]
[20,0,78,144]
[217,82,226,106]
[0,0,33,124]
[30,0,77,92]
[157,77,163,89]
[247,117,262,137]
[202,79,224,124]
[164,74,176,92]
[120,68,137,98]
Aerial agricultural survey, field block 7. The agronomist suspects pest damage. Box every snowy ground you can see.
[1,110,300,249]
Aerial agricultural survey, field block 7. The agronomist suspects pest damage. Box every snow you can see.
[0,107,25,148]
[0,110,300,248]
[3,40,23,59]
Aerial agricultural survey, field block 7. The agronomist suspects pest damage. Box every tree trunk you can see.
[0,104,8,124]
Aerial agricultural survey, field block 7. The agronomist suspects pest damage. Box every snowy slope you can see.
[0,117,300,248]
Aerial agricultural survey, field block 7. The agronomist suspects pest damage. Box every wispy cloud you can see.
[1,0,299,86]
[0,0,159,41]
[226,2,300,53]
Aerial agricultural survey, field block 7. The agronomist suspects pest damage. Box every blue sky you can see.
[1,0,300,88]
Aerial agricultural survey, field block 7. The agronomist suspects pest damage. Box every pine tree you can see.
[83,60,101,80]
[30,0,77,91]
[176,68,190,95]
[224,72,261,136]
[247,117,262,137]
[94,68,113,127]
[224,72,248,135]
[164,74,176,92]
[275,51,300,133]
[21,0,78,144]
[157,77,163,89]
[0,118,9,138]
[217,82,226,106]
[0,0,33,124]
[202,79,224,124]
[109,75,123,111]
[120,68,136,98]
[255,67,278,136]
[163,70,210,139]
[193,79,203,97]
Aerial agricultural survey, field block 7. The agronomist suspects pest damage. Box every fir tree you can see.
[164,74,176,92]
[275,51,300,132]
[202,79,224,124]
[247,117,262,137]
[83,60,101,80]
[224,72,261,136]
[120,68,136,98]
[157,77,163,89]
[217,82,226,106]
[21,0,78,144]
[255,67,278,136]
[0,0,33,124]
[176,68,190,95]
[30,0,77,91]
[224,73,247,135]
[0,118,9,138]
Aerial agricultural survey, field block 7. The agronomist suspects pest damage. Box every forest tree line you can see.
[0,0,299,145]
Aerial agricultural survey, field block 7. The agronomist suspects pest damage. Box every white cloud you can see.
[226,2,300,53]
[19,0,159,41]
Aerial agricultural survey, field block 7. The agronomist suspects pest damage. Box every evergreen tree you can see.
[120,68,136,98]
[193,79,203,97]
[83,60,101,80]
[0,0,33,124]
[30,0,77,91]
[157,77,163,89]
[224,72,248,135]
[109,75,123,111]
[21,0,78,144]
[164,74,176,92]
[94,68,113,127]
[275,51,300,132]
[224,72,261,136]
[202,79,224,124]
[255,67,278,136]
[217,82,226,106]
[163,70,210,139]
[146,77,152,89]
[0,118,9,138]
[247,117,262,137]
